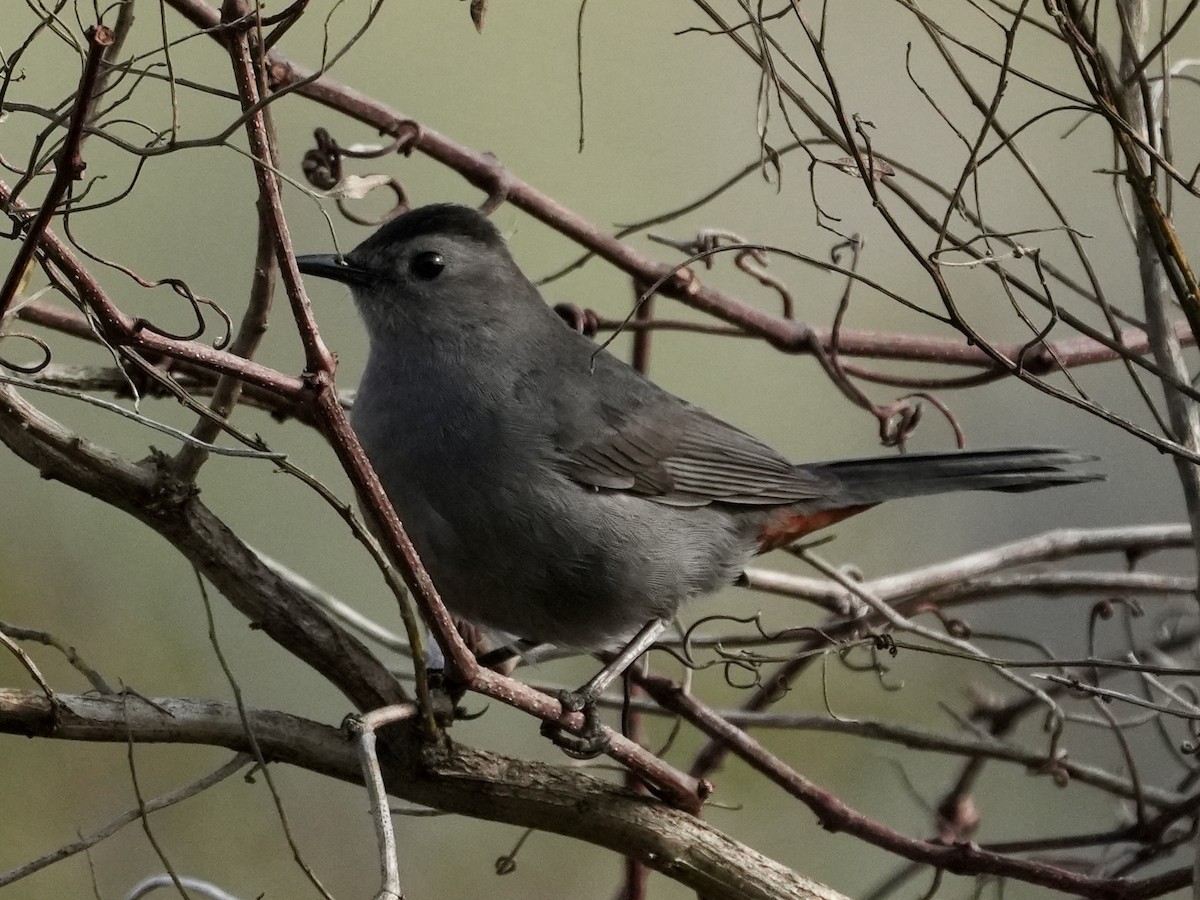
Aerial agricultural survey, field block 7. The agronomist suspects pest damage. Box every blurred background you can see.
[1,1,1197,897]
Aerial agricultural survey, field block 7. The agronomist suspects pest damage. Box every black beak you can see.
[295,253,375,286]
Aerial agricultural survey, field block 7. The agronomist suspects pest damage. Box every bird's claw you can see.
[540,689,611,759]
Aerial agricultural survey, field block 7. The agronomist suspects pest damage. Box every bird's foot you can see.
[540,689,610,759]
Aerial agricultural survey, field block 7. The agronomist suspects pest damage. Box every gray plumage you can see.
[297,204,1100,649]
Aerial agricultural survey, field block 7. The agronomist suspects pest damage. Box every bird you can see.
[297,203,1099,750]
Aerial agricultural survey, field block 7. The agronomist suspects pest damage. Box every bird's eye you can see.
[410,251,445,280]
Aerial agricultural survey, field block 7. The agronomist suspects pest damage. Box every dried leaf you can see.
[470,0,487,32]
[330,174,394,201]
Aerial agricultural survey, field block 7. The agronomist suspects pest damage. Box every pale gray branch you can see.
[0,689,847,900]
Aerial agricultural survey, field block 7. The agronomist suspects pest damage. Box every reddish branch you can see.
[0,184,304,396]
[157,0,1112,372]
[13,301,318,422]
[591,316,1197,378]
[638,673,1190,900]
[0,25,113,321]
[10,20,1196,397]
[31,1,1196,402]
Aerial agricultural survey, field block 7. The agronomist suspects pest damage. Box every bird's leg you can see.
[582,617,671,699]
[474,638,545,672]
[541,617,670,758]
[438,638,543,710]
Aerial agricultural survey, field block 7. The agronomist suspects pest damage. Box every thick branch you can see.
[0,384,404,713]
[0,689,847,900]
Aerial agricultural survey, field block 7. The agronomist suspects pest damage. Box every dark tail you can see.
[807,447,1102,507]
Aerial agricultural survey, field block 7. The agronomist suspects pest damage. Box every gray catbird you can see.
[297,203,1098,707]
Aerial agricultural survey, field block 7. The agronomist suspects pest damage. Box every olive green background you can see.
[1,2,1196,898]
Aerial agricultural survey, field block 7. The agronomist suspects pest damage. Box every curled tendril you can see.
[842,639,905,692]
[61,213,230,348]
[553,302,600,337]
[721,658,764,690]
[662,613,817,678]
[833,634,903,690]
[945,619,971,639]
[151,278,232,347]
[874,391,965,450]
[493,827,532,876]
[337,183,409,228]
[303,125,420,226]
[829,234,864,267]
[1106,596,1144,618]
[874,398,923,448]
[911,602,972,639]
[821,232,967,451]
[302,129,342,190]
[1183,713,1200,756]
[871,633,898,656]
[872,652,905,692]
[494,855,516,876]
[1028,755,1072,787]
[666,613,845,690]
[647,228,797,317]
[131,292,205,343]
[838,651,880,673]
[342,121,423,160]
[650,642,714,673]
[0,331,52,373]
[735,247,794,319]
[1183,712,1200,755]
[679,612,767,668]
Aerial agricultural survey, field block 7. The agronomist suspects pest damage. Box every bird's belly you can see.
[351,383,755,648]
[385,471,755,649]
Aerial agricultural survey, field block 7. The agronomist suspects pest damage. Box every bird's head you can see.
[297,203,533,342]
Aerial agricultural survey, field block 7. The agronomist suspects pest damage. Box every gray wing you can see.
[558,400,830,508]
